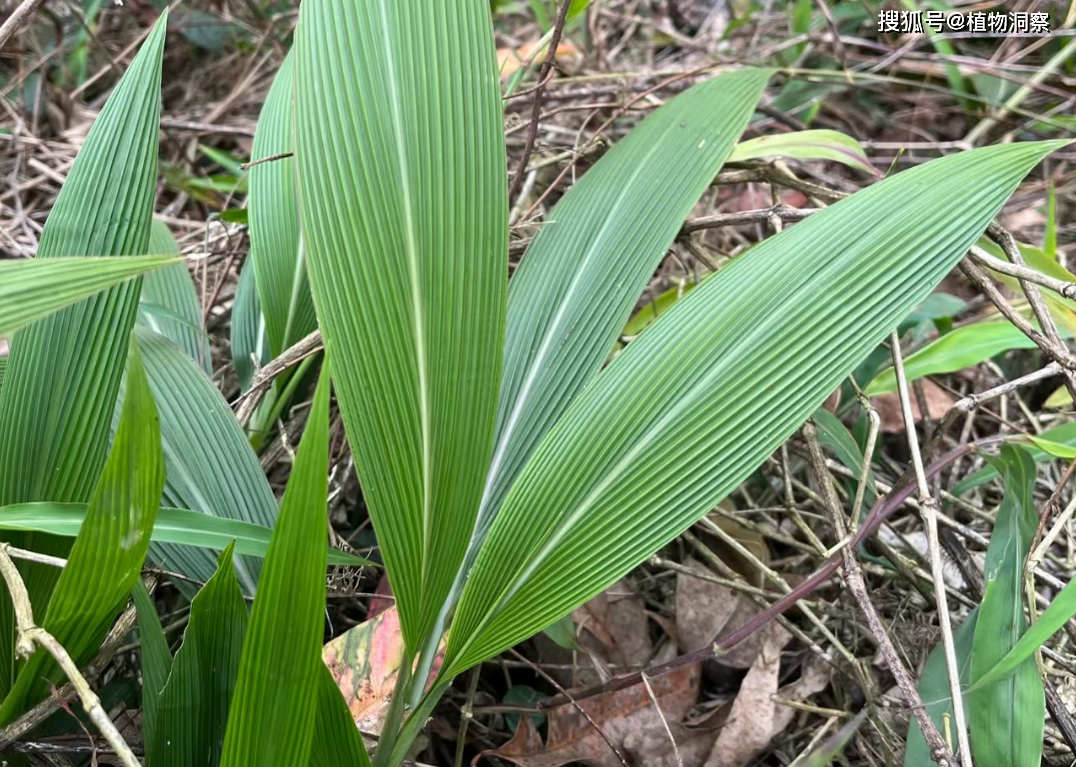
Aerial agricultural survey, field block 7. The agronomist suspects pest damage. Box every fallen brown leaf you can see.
[483,663,702,767]
[872,378,955,433]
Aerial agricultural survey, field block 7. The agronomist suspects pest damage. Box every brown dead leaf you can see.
[704,628,830,767]
[872,379,955,433]
[573,579,653,669]
[497,41,580,78]
[484,663,702,767]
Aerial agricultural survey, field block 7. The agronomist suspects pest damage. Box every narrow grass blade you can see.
[295,0,508,648]
[954,420,1076,494]
[867,320,1055,395]
[969,445,1044,766]
[133,579,171,746]
[445,141,1070,674]
[140,220,211,372]
[0,255,176,337]
[151,543,247,767]
[309,663,372,767]
[249,51,316,359]
[135,327,281,593]
[0,503,367,567]
[728,129,880,176]
[973,565,1076,689]
[220,366,332,765]
[0,341,165,722]
[480,68,771,554]
[905,608,978,766]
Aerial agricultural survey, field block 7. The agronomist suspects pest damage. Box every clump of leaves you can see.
[0,1,1069,765]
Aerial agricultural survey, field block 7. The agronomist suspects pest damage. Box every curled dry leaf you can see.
[497,41,581,78]
[704,626,829,767]
[483,662,702,767]
[322,606,443,745]
[572,579,653,669]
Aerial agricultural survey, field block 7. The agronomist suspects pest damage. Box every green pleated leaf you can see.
[445,140,1070,675]
[479,68,771,552]
[294,0,508,648]
[969,446,1044,766]
[904,608,978,767]
[0,255,176,338]
[140,220,211,372]
[220,365,331,765]
[0,341,165,723]
[231,259,269,392]
[308,663,372,767]
[866,320,1057,395]
[0,502,367,567]
[249,51,317,359]
[134,327,280,593]
[133,579,172,746]
[150,543,247,767]
[728,129,880,176]
[0,14,167,696]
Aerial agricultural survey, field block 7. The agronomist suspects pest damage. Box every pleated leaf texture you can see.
[0,255,175,337]
[150,544,248,767]
[0,12,166,509]
[0,12,167,698]
[0,343,165,723]
[443,140,1070,674]
[132,326,280,594]
[294,0,508,649]
[248,51,316,359]
[220,367,332,766]
[140,220,212,372]
[477,68,772,549]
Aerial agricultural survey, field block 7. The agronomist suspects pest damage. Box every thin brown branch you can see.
[0,545,140,767]
[0,0,48,51]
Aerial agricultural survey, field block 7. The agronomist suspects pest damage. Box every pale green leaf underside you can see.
[0,502,367,567]
[0,256,175,338]
[231,258,269,392]
[132,327,280,595]
[446,140,1069,674]
[728,128,880,176]
[141,220,211,372]
[249,51,317,359]
[295,0,507,648]
[477,67,771,551]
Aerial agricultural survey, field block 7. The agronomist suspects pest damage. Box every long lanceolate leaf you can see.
[444,140,1069,675]
[133,327,280,593]
[969,446,1044,766]
[0,256,176,337]
[141,221,211,372]
[220,367,332,766]
[151,544,248,767]
[0,503,368,566]
[0,342,165,723]
[295,0,508,649]
[477,68,771,550]
[249,51,316,359]
[0,13,167,696]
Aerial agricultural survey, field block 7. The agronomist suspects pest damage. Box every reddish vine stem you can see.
[507,0,572,204]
